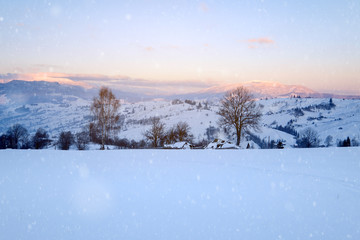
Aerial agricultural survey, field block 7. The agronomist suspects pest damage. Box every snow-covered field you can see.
[1,148,360,239]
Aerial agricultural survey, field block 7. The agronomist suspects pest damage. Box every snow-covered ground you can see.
[1,148,360,239]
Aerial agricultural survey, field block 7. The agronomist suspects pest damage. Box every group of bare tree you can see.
[88,85,263,149]
[296,127,320,148]
[0,125,51,149]
[143,118,193,148]
[0,86,264,150]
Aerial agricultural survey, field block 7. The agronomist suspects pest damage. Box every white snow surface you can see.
[1,148,360,239]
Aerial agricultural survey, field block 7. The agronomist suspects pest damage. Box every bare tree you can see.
[91,87,121,150]
[32,128,51,149]
[175,121,192,142]
[296,127,320,148]
[165,127,177,144]
[143,117,166,148]
[6,124,29,149]
[324,135,333,147]
[58,131,74,150]
[166,121,193,144]
[75,131,90,150]
[217,87,262,146]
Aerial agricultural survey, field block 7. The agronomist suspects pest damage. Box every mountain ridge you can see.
[0,80,359,106]
[188,81,360,100]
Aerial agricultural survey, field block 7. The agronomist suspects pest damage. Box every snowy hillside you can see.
[119,97,360,147]
[1,148,360,239]
[0,80,94,105]
[1,96,360,147]
[0,98,91,137]
[1,80,360,147]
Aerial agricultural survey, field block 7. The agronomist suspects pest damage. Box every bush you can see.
[143,117,166,148]
[276,141,285,149]
[172,99,183,105]
[89,122,100,144]
[165,121,193,144]
[114,138,130,149]
[58,131,74,150]
[296,128,320,148]
[292,107,304,117]
[6,124,30,149]
[184,99,196,105]
[75,131,90,150]
[324,135,333,147]
[165,127,177,144]
[175,121,193,142]
[32,128,51,149]
[274,124,298,137]
[0,134,9,149]
[205,126,220,142]
[338,137,351,147]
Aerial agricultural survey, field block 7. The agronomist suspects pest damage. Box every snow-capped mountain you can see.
[0,80,94,105]
[0,80,149,105]
[1,80,359,148]
[172,81,360,100]
[199,81,318,98]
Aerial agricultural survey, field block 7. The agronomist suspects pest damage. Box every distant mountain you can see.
[0,80,151,104]
[0,80,95,105]
[202,81,318,97]
[170,81,360,100]
[1,80,359,106]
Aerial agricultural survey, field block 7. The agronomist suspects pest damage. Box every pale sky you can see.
[0,0,359,94]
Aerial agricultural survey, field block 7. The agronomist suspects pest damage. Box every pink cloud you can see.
[248,45,258,49]
[247,37,274,44]
[199,2,209,12]
[1,72,217,95]
[0,72,91,88]
[144,46,154,52]
[166,45,180,50]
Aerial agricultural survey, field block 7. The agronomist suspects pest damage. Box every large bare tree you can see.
[91,87,121,150]
[217,86,262,146]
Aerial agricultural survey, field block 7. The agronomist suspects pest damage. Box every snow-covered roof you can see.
[206,139,239,149]
[164,141,193,149]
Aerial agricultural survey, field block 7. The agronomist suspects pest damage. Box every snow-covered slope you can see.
[1,96,360,147]
[1,80,359,147]
[118,97,360,147]
[1,148,360,239]
[0,98,91,137]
